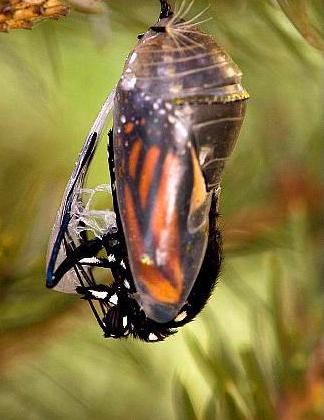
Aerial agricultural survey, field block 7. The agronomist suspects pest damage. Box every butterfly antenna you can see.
[160,0,173,19]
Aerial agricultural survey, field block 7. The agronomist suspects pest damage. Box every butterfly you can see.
[46,0,249,342]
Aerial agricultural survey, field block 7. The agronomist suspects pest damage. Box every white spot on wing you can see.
[124,279,130,289]
[90,290,109,299]
[129,52,137,64]
[120,260,126,269]
[109,294,118,305]
[174,311,187,322]
[123,316,128,328]
[80,257,101,264]
[107,254,116,262]
[148,333,158,341]
[168,115,176,124]
[121,72,136,90]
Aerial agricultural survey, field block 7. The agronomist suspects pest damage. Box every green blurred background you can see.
[0,1,323,419]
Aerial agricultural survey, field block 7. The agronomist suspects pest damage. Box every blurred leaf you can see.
[251,0,309,63]
[276,0,324,51]
[202,392,217,420]
[223,389,248,420]
[240,348,275,419]
[173,380,198,420]
[0,1,323,419]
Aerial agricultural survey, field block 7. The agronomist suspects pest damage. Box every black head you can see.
[159,0,173,19]
[149,0,173,34]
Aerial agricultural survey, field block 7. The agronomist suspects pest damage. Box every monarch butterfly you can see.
[46,0,249,342]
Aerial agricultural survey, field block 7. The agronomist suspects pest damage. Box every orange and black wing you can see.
[113,91,212,323]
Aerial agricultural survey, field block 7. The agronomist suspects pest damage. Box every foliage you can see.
[0,1,323,419]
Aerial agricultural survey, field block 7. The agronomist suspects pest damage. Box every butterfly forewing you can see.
[113,90,211,323]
